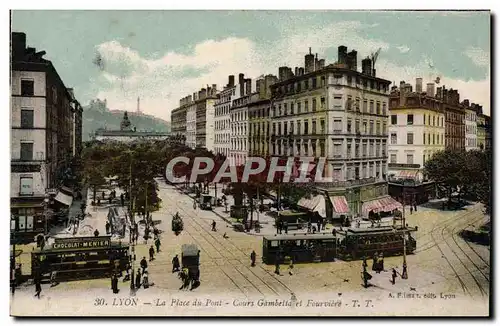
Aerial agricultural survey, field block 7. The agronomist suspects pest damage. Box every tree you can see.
[424,149,467,205]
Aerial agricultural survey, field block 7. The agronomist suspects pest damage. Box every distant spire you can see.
[137,97,140,113]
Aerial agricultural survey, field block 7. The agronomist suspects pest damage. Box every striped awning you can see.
[329,196,350,214]
[298,195,327,217]
[362,196,402,216]
[55,191,73,207]
[395,170,419,179]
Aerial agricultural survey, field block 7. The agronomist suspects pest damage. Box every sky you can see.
[11,10,491,120]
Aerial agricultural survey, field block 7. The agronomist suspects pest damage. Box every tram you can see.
[31,237,129,281]
[262,233,337,264]
[261,226,417,264]
[336,226,417,261]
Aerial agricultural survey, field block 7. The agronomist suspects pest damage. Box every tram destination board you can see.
[52,236,111,250]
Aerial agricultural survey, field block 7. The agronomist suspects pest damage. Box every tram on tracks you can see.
[31,236,129,281]
[262,226,417,264]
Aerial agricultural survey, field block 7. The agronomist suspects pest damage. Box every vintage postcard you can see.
[9,10,491,317]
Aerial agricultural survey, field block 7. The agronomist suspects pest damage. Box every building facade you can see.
[388,79,445,181]
[439,86,465,150]
[463,100,478,151]
[11,32,81,239]
[214,76,235,157]
[171,96,189,143]
[248,75,278,157]
[94,111,170,142]
[186,98,197,149]
[269,46,397,218]
[195,85,217,151]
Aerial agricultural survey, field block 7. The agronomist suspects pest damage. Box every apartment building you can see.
[195,85,217,151]
[439,86,466,150]
[171,96,189,143]
[269,46,398,218]
[11,32,81,240]
[388,79,445,181]
[214,75,236,157]
[229,74,254,166]
[186,98,197,149]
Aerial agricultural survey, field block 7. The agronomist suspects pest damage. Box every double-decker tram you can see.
[31,236,129,281]
[336,226,417,261]
[262,233,337,264]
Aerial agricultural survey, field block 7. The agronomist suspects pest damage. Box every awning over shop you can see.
[329,196,350,214]
[60,186,74,196]
[54,191,73,207]
[392,170,420,179]
[298,195,327,217]
[362,196,402,216]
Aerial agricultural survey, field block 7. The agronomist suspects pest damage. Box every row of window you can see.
[390,114,445,127]
[390,132,445,146]
[215,119,230,131]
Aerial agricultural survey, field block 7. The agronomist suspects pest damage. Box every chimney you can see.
[295,67,299,76]
[304,47,315,74]
[426,83,435,97]
[361,57,372,76]
[11,32,26,60]
[212,84,217,95]
[415,78,423,93]
[399,81,406,106]
[436,87,442,99]
[239,73,245,96]
[314,53,319,71]
[318,59,325,69]
[463,99,470,107]
[245,78,251,95]
[228,75,235,87]
[347,50,358,71]
[299,67,304,76]
[338,45,347,64]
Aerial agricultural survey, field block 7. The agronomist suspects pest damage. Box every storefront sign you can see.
[52,236,111,250]
[388,163,421,169]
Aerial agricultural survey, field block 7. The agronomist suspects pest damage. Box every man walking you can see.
[155,237,161,253]
[211,220,217,232]
[391,268,397,285]
[149,245,155,262]
[105,221,111,235]
[250,250,256,267]
[34,275,42,299]
[140,257,148,274]
[172,255,180,273]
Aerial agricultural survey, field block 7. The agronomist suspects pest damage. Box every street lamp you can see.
[43,194,50,235]
[401,189,408,279]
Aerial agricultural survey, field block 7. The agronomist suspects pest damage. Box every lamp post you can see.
[401,189,408,279]
[43,194,50,235]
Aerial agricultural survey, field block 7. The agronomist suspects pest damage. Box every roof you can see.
[263,233,335,241]
[181,244,199,256]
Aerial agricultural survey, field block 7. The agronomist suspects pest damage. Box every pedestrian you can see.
[102,191,105,200]
[34,275,42,299]
[250,250,256,267]
[172,255,180,273]
[112,274,119,294]
[410,206,413,215]
[140,257,148,274]
[276,220,282,234]
[414,203,417,212]
[123,263,131,282]
[94,229,100,237]
[142,271,150,289]
[149,245,155,261]
[307,221,312,233]
[322,219,327,230]
[317,220,321,233]
[120,193,124,207]
[379,252,385,272]
[105,221,110,235]
[391,268,397,285]
[211,220,216,232]
[372,252,378,271]
[135,271,142,289]
[155,237,161,253]
[274,261,280,275]
[288,260,294,275]
[283,221,288,234]
[223,232,229,239]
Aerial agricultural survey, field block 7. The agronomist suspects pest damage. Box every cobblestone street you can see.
[10,179,490,316]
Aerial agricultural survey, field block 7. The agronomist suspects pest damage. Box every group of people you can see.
[306,220,326,233]
[274,258,294,276]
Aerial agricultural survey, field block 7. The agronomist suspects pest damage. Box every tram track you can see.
[160,184,292,297]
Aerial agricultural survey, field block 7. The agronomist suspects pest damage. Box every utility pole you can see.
[401,189,408,279]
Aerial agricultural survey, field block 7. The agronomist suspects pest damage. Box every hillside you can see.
[82,99,171,140]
